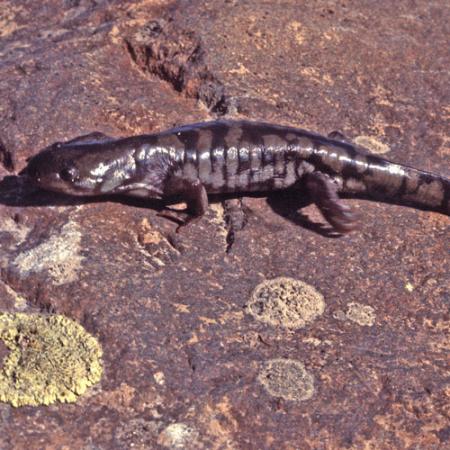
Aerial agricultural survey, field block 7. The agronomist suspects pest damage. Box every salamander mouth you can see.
[18,166,66,193]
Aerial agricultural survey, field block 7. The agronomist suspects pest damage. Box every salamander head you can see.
[22,142,134,196]
[23,143,103,195]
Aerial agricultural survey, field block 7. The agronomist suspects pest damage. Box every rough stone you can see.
[0,0,448,448]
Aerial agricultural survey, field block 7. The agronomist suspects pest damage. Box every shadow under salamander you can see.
[265,189,344,238]
[0,174,166,212]
[0,174,371,239]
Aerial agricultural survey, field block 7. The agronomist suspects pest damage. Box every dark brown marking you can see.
[238,146,251,173]
[261,145,274,167]
[210,122,229,185]
[240,122,265,148]
[272,147,287,189]
[179,129,199,167]
[397,174,409,198]
[177,128,200,150]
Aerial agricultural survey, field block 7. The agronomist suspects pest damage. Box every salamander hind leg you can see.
[304,172,358,233]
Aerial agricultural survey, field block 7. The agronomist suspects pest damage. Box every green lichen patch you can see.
[0,313,103,407]
[258,358,315,401]
[246,277,325,329]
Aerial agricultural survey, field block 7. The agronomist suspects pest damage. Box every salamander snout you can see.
[21,147,85,195]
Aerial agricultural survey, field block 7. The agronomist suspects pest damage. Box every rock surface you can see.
[0,0,449,448]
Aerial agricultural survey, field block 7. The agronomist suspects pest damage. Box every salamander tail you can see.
[336,152,450,215]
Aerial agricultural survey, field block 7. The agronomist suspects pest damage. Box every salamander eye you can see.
[59,167,79,183]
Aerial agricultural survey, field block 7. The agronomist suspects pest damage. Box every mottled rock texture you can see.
[0,0,449,449]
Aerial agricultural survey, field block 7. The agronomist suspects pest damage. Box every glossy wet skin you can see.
[24,143,102,195]
[23,138,165,199]
[21,120,449,233]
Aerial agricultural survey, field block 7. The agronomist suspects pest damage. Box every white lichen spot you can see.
[302,337,322,347]
[288,20,306,46]
[153,371,165,386]
[258,358,315,401]
[405,282,415,293]
[247,277,325,329]
[354,136,390,154]
[13,222,84,285]
[345,302,376,327]
[229,62,250,75]
[157,423,199,449]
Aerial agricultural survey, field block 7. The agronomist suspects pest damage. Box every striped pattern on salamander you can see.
[22,120,449,233]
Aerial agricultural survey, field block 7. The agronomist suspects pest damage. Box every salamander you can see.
[21,120,450,232]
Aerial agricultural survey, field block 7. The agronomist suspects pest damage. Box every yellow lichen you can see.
[0,313,102,407]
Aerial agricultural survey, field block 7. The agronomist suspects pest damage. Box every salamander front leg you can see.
[304,172,358,233]
[159,179,209,231]
[179,179,208,230]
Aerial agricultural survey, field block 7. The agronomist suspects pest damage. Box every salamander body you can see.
[23,120,450,232]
